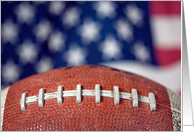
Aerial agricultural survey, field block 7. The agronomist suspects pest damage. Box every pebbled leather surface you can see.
[2,65,174,131]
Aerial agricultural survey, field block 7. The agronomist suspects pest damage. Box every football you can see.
[1,65,181,131]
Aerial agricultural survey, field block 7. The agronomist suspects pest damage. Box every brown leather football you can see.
[1,65,181,131]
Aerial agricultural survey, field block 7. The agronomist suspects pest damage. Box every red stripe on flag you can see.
[150,1,181,15]
[154,48,181,66]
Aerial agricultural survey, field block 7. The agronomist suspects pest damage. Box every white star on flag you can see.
[34,19,52,42]
[78,18,102,45]
[17,39,39,64]
[1,19,19,44]
[62,7,81,28]
[132,41,150,62]
[48,31,66,52]
[93,1,117,19]
[114,18,133,42]
[2,60,21,83]
[124,4,144,27]
[35,56,54,73]
[49,1,66,15]
[99,35,122,60]
[15,2,35,24]
[63,43,88,66]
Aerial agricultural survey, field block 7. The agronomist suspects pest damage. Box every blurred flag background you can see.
[1,1,181,95]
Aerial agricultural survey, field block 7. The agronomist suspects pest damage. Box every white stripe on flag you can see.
[150,16,181,48]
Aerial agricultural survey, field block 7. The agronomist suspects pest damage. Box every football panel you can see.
[1,65,179,131]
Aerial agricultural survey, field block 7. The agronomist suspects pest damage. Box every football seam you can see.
[20,84,156,112]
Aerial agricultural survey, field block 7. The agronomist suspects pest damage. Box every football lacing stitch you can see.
[20,84,156,112]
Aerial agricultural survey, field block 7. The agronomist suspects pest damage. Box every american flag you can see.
[1,1,181,95]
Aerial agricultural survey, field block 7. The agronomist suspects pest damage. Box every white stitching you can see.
[132,89,138,108]
[149,93,156,111]
[95,84,100,103]
[113,86,119,105]
[20,93,27,112]
[57,86,63,105]
[76,84,82,104]
[21,84,156,112]
[38,88,45,108]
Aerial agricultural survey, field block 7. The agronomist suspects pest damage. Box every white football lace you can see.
[20,84,156,112]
